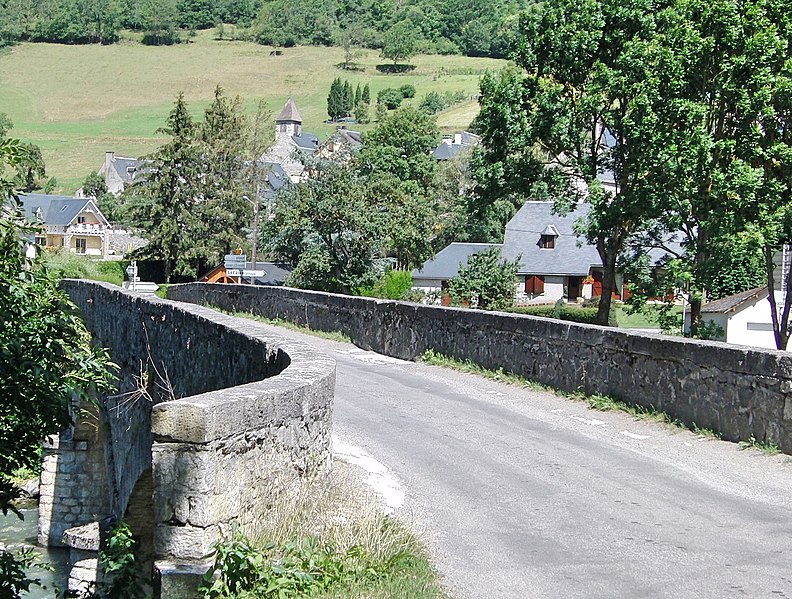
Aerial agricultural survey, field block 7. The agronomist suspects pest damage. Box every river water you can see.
[0,506,70,598]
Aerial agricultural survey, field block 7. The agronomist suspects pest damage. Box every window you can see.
[77,216,86,224]
[75,238,87,254]
[525,275,545,295]
[539,234,555,249]
[35,236,46,246]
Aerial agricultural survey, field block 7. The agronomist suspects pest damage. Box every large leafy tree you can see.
[476,0,674,325]
[356,106,441,268]
[380,20,418,65]
[263,159,383,294]
[1,138,115,594]
[635,0,788,333]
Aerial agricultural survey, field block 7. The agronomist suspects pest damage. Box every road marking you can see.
[621,431,651,440]
[569,416,607,426]
[333,437,405,513]
[338,349,409,366]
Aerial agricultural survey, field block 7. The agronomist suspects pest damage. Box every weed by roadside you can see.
[199,463,446,599]
[738,436,781,455]
[420,349,548,391]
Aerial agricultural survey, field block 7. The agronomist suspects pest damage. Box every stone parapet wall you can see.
[56,281,335,596]
[169,283,792,455]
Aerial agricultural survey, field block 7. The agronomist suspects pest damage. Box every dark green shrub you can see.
[399,84,416,98]
[376,88,404,110]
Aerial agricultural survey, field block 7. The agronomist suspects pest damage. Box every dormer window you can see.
[539,224,559,249]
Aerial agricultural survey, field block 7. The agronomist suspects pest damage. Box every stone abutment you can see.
[40,281,335,597]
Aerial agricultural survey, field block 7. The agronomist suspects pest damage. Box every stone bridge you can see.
[40,280,792,596]
[39,281,335,597]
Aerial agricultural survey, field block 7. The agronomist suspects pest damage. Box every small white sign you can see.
[226,269,241,277]
[242,270,265,277]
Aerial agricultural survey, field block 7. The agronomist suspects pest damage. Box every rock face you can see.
[169,282,792,455]
[42,281,336,597]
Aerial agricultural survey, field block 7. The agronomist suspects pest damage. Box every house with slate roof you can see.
[20,194,110,257]
[97,151,147,195]
[685,287,778,349]
[501,201,610,303]
[432,131,481,161]
[260,98,320,182]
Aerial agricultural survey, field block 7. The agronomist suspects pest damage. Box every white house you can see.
[693,287,779,349]
[97,151,146,195]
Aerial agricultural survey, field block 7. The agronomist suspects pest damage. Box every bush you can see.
[376,88,404,110]
[419,91,446,114]
[358,269,413,299]
[399,84,416,98]
[42,249,124,286]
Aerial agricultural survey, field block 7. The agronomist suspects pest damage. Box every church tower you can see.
[275,97,302,137]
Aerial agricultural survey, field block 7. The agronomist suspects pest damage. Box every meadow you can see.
[0,30,506,193]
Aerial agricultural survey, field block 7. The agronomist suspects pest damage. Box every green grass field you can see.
[0,30,505,193]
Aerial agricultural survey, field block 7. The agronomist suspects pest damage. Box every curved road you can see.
[266,323,792,599]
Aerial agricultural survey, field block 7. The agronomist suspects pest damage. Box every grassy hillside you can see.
[0,30,505,193]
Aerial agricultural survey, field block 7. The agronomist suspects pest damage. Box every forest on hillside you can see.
[0,0,528,58]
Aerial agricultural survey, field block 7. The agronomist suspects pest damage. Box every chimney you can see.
[454,133,462,145]
[104,151,115,171]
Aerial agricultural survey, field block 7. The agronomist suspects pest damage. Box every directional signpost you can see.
[224,254,246,283]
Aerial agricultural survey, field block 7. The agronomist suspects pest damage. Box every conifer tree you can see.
[362,83,371,105]
[354,83,362,110]
[342,80,354,117]
[327,77,344,120]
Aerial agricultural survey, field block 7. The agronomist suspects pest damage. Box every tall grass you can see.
[42,249,124,285]
[201,463,446,599]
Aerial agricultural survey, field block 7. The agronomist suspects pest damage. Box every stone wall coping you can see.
[144,298,335,444]
[62,522,100,551]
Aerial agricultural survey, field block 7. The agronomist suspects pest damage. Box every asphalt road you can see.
[266,325,792,599]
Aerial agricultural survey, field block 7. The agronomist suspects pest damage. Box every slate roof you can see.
[431,131,481,161]
[277,97,303,123]
[501,201,601,276]
[110,156,145,184]
[701,287,768,314]
[412,242,502,280]
[292,132,319,151]
[20,194,106,226]
[243,261,292,285]
[255,161,289,200]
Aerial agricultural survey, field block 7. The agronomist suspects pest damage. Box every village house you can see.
[96,151,147,195]
[21,194,111,258]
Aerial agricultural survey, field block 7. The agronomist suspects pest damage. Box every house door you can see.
[567,276,581,300]
[591,271,603,297]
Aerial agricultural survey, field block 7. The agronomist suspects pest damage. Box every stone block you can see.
[155,559,212,599]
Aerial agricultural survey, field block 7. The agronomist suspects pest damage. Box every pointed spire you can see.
[277,97,303,123]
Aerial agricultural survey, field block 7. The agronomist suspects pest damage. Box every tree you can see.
[82,171,123,222]
[0,137,115,595]
[475,0,676,325]
[447,246,519,310]
[362,83,371,105]
[638,0,787,334]
[334,24,363,69]
[126,94,200,282]
[342,79,354,116]
[357,105,440,190]
[0,113,47,193]
[327,77,344,120]
[380,20,417,65]
[263,159,383,294]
